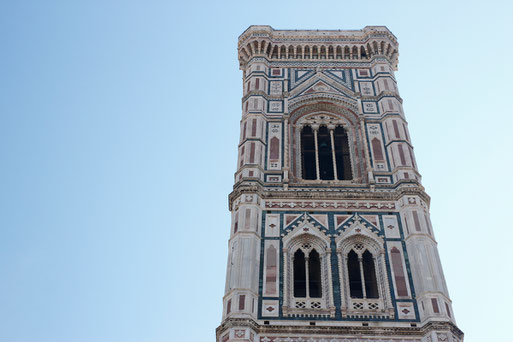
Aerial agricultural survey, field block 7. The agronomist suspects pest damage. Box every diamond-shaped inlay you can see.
[269,224,276,228]
[402,308,410,314]
[266,306,275,312]
[387,225,394,229]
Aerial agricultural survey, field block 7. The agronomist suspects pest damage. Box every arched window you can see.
[283,231,334,316]
[352,46,358,59]
[336,46,342,59]
[318,126,334,180]
[344,46,350,59]
[280,45,286,59]
[348,250,363,298]
[293,249,322,298]
[296,46,303,59]
[304,45,311,58]
[300,124,352,181]
[309,250,322,298]
[300,126,316,180]
[361,46,367,59]
[347,249,379,299]
[363,250,379,298]
[338,236,392,317]
[293,249,306,297]
[334,126,352,180]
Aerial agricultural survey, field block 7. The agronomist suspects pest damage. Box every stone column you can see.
[358,256,367,299]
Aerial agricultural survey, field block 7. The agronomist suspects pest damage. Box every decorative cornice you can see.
[238,26,399,70]
[238,26,398,47]
[228,181,430,211]
[216,318,463,340]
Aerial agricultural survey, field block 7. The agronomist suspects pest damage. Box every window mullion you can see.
[358,255,367,299]
[305,255,310,299]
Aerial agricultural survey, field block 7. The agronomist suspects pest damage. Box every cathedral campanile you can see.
[216,26,463,342]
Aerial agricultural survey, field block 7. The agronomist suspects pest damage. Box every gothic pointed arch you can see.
[288,102,367,184]
[281,215,334,317]
[335,218,393,318]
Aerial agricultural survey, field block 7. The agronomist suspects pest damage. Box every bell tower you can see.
[216,26,463,342]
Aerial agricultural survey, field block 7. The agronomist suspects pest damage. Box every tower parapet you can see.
[238,25,399,70]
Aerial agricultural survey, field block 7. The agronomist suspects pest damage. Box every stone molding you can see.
[216,318,464,342]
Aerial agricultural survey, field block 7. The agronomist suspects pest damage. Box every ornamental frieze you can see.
[265,200,395,210]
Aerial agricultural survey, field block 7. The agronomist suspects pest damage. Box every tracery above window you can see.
[337,229,394,318]
[282,220,335,317]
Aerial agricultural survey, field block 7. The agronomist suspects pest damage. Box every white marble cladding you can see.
[218,25,463,342]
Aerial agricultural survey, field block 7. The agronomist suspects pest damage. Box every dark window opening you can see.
[301,126,316,180]
[348,250,363,298]
[308,250,322,298]
[334,126,352,180]
[363,250,379,298]
[301,125,352,181]
[313,46,318,59]
[293,249,306,297]
[317,126,334,180]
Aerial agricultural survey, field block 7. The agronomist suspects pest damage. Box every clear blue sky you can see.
[1,1,511,341]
